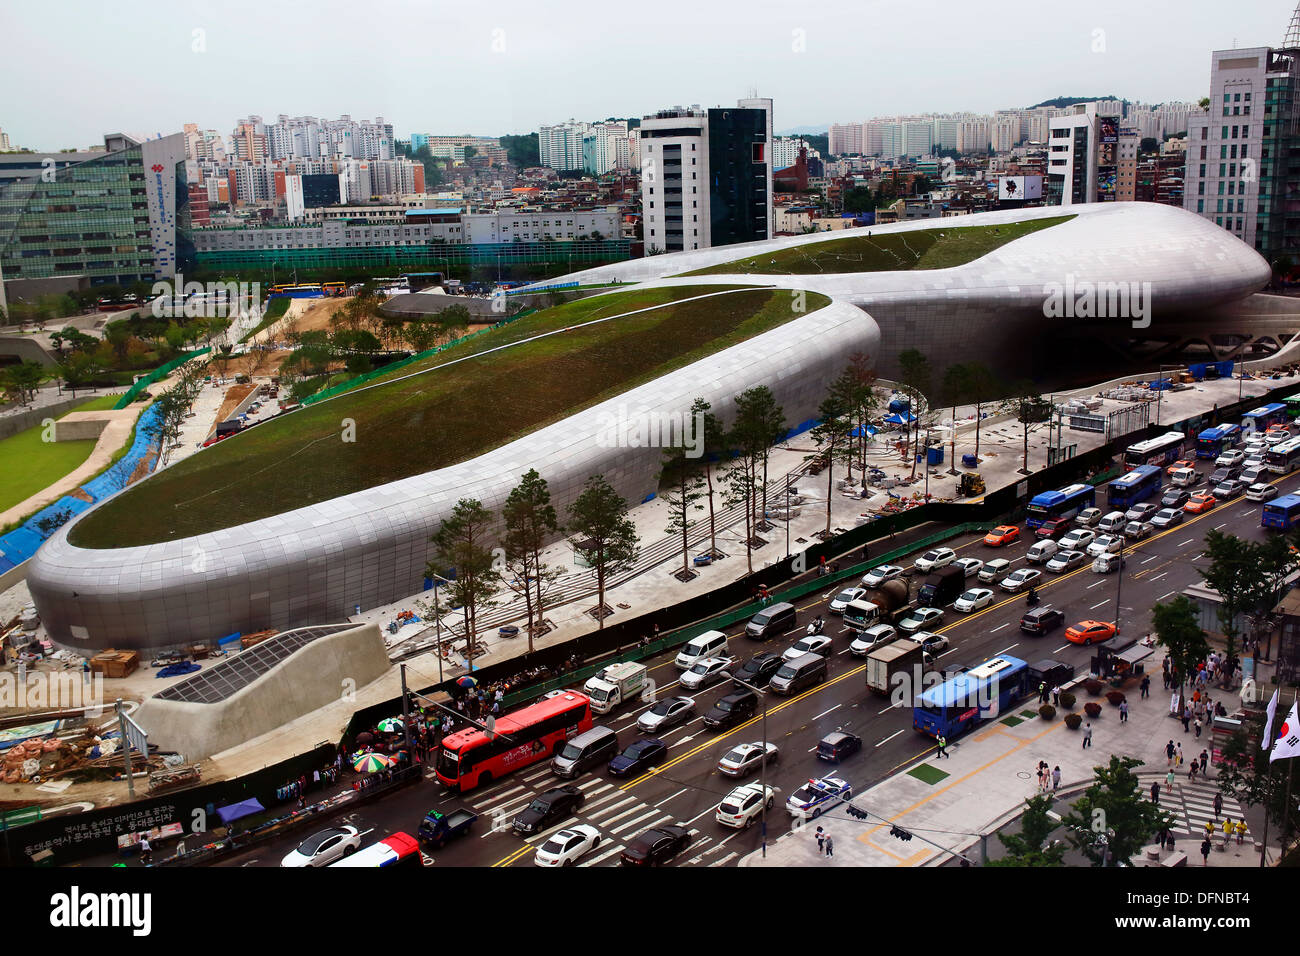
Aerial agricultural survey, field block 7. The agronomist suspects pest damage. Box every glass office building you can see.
[707,107,771,247]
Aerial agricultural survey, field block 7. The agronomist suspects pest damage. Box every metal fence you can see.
[112,348,212,410]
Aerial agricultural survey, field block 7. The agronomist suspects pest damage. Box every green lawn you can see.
[678,216,1075,276]
[0,395,124,513]
[71,285,828,548]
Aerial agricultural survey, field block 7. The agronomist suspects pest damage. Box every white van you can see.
[674,630,729,670]
[1025,540,1059,564]
[1097,511,1128,534]
[1169,467,1198,488]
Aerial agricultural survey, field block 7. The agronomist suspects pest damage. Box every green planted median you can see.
[70,285,829,548]
[679,216,1074,276]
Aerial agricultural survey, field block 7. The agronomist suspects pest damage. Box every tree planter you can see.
[1105,690,1126,707]
[1064,713,1083,730]
[1059,691,1076,710]
[1083,678,1104,696]
[1084,702,1102,719]
[1038,704,1056,721]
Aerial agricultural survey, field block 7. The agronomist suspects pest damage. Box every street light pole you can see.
[725,672,770,858]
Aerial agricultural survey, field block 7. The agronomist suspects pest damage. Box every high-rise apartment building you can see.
[538,121,590,172]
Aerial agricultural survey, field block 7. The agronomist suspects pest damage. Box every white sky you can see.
[1,0,1294,149]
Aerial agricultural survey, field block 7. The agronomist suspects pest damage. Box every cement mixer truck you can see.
[842,578,914,633]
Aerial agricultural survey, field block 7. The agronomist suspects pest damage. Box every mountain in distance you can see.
[776,125,828,136]
[1028,95,1122,110]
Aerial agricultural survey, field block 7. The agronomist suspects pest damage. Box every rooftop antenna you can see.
[1285,1,1300,50]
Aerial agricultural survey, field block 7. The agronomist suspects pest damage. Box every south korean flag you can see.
[1269,702,1300,763]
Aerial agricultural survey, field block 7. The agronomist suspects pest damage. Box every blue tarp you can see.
[217,632,242,648]
[156,661,201,678]
[883,412,916,426]
[216,798,265,825]
[850,424,877,438]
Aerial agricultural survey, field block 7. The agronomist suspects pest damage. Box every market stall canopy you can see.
[216,798,265,825]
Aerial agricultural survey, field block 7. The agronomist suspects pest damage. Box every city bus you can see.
[1285,396,1300,420]
[435,691,592,792]
[913,655,1029,739]
[1025,483,1096,529]
[1265,436,1300,475]
[1195,423,1241,459]
[267,283,324,299]
[1242,403,1289,435]
[328,832,422,868]
[1262,494,1300,531]
[322,281,347,296]
[1123,431,1186,468]
[1106,465,1163,511]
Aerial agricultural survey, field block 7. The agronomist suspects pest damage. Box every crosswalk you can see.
[1142,774,1250,839]
[462,762,736,867]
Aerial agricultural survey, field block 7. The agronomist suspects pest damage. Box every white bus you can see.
[1265,436,1300,475]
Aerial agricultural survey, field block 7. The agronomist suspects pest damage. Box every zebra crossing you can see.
[463,762,735,866]
[1144,775,1249,838]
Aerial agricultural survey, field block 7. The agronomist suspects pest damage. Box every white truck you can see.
[583,662,648,714]
[864,639,927,695]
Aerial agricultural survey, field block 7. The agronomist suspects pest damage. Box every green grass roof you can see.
[70,285,828,548]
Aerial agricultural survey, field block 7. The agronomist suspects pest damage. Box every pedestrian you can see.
[824,834,834,858]
[1182,707,1192,733]
[1188,760,1199,782]
[1083,723,1093,748]
[1166,740,1176,768]
[1176,742,1184,766]
[1200,750,1209,774]
[1194,717,1202,738]
[1052,765,1061,791]
[1151,781,1160,805]
[936,734,949,758]
[1140,674,1151,699]
[815,826,825,854]
[139,835,152,865]
[1036,765,1046,792]
[1213,792,1223,819]
[1222,818,1233,848]
[1166,768,1176,792]
[1119,700,1129,723]
[1052,685,1061,707]
[1201,837,1212,866]
[1038,681,1048,704]
[1235,820,1247,845]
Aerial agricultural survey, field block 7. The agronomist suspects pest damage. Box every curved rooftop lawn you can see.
[679,215,1074,276]
[71,285,829,548]
[0,395,123,516]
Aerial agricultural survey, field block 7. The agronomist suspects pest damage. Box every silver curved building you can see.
[28,202,1273,651]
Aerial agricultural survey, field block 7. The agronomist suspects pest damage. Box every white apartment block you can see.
[539,121,590,171]
[957,119,991,153]
[773,136,819,169]
[991,117,1020,153]
[639,108,709,252]
[829,123,862,155]
[461,210,620,243]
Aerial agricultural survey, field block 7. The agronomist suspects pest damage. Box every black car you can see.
[620,824,693,866]
[703,688,759,730]
[1020,606,1065,635]
[816,730,862,762]
[513,785,584,836]
[1160,488,1191,509]
[736,652,783,688]
[608,738,668,778]
[1209,466,1240,485]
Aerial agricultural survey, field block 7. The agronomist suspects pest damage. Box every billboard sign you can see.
[998,175,1043,201]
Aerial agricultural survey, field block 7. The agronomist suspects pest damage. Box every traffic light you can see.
[846,805,869,820]
[889,825,913,842]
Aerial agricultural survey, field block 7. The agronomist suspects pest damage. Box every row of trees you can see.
[141,361,209,466]
[421,472,640,660]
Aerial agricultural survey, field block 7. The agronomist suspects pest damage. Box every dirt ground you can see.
[213,383,257,425]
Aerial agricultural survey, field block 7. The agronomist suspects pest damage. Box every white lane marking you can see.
[1090,600,1110,610]
[878,702,897,715]
[997,644,1018,655]
[659,787,690,805]
[610,809,668,837]
[1053,644,1071,653]
[474,782,524,802]
[814,704,842,720]
[990,623,1009,632]
[1142,555,1159,565]
[582,789,629,812]
[1178,538,1195,546]
[576,779,608,792]
[876,729,905,747]
[684,803,721,827]
[588,796,637,820]
[1158,591,1176,601]
[1151,572,1167,581]
[580,843,625,867]
[1087,580,1105,589]
[525,816,582,844]
[601,804,652,828]
[709,852,739,867]
[1214,523,1227,530]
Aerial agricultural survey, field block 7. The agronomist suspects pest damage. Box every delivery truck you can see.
[917,566,964,608]
[583,662,648,714]
[864,638,927,695]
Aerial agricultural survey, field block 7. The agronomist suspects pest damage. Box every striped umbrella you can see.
[352,753,392,773]
[376,718,405,734]
[456,676,478,688]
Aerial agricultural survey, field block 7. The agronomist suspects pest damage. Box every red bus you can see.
[435,691,592,792]
[328,832,422,868]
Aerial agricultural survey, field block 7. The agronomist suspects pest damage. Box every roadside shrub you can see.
[1105,690,1126,706]
[1083,678,1105,696]
[1039,704,1056,721]
[1084,702,1102,718]
[1064,713,1083,730]
[1059,691,1076,710]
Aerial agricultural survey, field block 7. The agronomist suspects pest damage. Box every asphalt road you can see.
[216,456,1296,869]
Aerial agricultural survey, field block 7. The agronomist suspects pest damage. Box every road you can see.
[216,455,1293,869]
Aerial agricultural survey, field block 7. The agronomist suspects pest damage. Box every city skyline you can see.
[0,0,1290,150]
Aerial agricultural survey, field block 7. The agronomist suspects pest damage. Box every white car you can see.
[899,606,944,633]
[637,695,696,733]
[280,826,362,867]
[534,824,602,867]
[783,634,833,661]
[999,568,1042,593]
[978,558,1011,583]
[953,557,984,578]
[1058,529,1095,550]
[828,587,867,614]
[849,623,897,656]
[862,565,905,588]
[1216,449,1246,467]
[953,588,993,612]
[1265,430,1291,445]
[1044,549,1086,573]
[1247,483,1279,502]
[1086,535,1123,557]
[717,742,780,778]
[716,784,776,829]
[679,656,735,691]
[1149,507,1184,529]
[1074,507,1103,527]
[914,548,956,573]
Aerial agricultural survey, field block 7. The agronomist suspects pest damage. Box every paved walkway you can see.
[739,655,1268,868]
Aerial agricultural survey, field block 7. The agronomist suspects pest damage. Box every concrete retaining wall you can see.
[0,395,109,441]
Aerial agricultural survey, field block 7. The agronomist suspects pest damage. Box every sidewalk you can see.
[739,654,1268,868]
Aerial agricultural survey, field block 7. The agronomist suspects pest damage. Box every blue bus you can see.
[1123,431,1186,468]
[913,655,1030,739]
[1241,403,1289,435]
[1106,465,1163,511]
[1195,423,1241,459]
[1262,494,1300,531]
[1025,483,1096,528]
